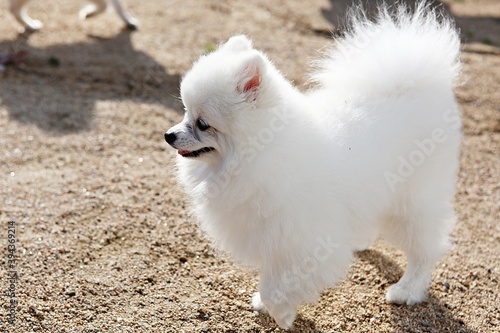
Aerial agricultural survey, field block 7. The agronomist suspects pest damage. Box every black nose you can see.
[164,132,177,145]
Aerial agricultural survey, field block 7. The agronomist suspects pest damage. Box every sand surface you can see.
[0,0,498,332]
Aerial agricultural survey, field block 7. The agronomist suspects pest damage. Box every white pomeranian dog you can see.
[165,2,461,329]
[9,0,138,31]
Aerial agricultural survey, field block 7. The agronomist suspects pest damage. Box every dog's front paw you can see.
[252,292,267,313]
[386,283,427,305]
[272,308,297,330]
[253,292,297,329]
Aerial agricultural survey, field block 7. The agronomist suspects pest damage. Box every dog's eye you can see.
[196,119,210,131]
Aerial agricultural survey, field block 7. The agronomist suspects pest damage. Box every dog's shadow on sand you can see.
[0,29,181,134]
[357,250,476,333]
[255,249,477,332]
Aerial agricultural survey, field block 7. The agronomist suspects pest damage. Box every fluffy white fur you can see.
[9,0,138,31]
[165,2,461,329]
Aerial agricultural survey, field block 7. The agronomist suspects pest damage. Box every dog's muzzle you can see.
[164,131,215,158]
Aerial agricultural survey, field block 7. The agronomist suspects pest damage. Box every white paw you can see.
[79,5,99,20]
[25,19,42,31]
[124,17,139,30]
[252,292,267,313]
[386,283,427,305]
[253,292,297,330]
[272,308,296,330]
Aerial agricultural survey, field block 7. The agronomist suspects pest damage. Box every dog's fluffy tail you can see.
[311,2,461,99]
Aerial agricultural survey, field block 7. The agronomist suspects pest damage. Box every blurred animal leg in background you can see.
[10,0,43,31]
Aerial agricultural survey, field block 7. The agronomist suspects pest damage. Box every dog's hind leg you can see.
[383,195,455,305]
[10,0,43,31]
[110,0,139,29]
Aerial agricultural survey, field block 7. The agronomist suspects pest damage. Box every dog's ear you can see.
[236,52,264,103]
[221,35,253,52]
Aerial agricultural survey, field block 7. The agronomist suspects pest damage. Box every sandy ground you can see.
[0,0,498,332]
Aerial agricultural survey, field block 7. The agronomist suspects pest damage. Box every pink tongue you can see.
[178,150,190,155]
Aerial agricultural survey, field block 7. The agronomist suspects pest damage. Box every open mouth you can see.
[178,147,215,158]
